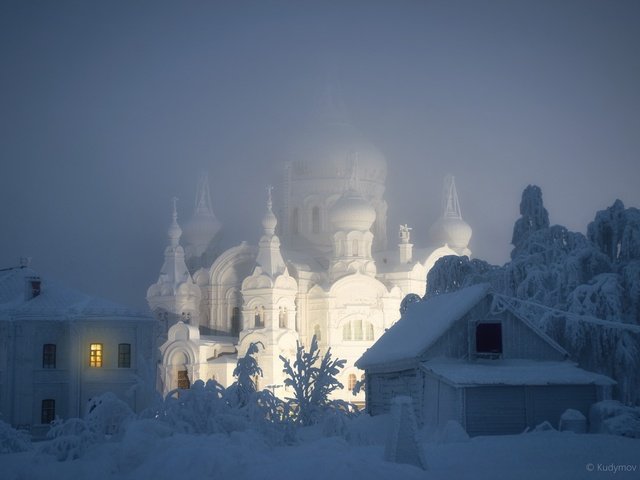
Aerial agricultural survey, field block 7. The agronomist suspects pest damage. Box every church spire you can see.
[442,175,463,220]
[194,173,215,217]
[147,197,202,330]
[168,197,182,247]
[256,185,286,277]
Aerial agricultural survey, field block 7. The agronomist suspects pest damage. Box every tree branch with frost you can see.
[280,336,347,425]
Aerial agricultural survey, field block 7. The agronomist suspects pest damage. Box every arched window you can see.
[313,324,322,341]
[342,320,373,341]
[279,307,288,328]
[231,307,241,335]
[312,206,320,233]
[353,319,363,340]
[254,306,264,328]
[342,322,352,341]
[292,208,299,235]
[352,239,359,256]
[348,374,357,391]
[366,322,374,341]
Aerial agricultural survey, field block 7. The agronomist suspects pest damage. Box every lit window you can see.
[348,374,357,391]
[177,370,190,390]
[89,343,103,367]
[118,343,131,368]
[43,344,56,369]
[41,399,55,424]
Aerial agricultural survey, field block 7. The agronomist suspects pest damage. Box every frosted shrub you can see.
[589,400,640,438]
[86,392,134,438]
[160,379,233,434]
[280,336,354,426]
[0,419,31,454]
[41,417,95,461]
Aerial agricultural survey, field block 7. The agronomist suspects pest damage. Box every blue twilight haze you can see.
[1,1,639,308]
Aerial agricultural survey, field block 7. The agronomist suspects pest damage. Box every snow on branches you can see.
[280,336,351,426]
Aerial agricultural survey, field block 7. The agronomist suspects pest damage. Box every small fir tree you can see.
[280,336,348,426]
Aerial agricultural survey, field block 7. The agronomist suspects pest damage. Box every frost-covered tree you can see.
[227,341,264,408]
[425,255,497,298]
[0,420,31,454]
[280,336,350,426]
[511,185,550,259]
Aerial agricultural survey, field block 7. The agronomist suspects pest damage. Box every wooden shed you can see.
[355,284,615,435]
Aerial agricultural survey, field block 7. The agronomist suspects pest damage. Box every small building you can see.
[0,263,156,436]
[355,283,615,436]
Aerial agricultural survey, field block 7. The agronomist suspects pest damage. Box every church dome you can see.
[182,213,221,249]
[429,216,472,250]
[262,208,278,235]
[289,123,387,184]
[329,190,376,232]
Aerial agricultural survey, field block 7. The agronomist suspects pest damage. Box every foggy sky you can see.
[1,1,639,309]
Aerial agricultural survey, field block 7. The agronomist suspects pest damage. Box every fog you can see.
[1,1,639,309]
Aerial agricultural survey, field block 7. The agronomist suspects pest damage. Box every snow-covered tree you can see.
[280,336,350,426]
[227,341,264,408]
[0,420,31,454]
[511,185,549,259]
[425,255,496,298]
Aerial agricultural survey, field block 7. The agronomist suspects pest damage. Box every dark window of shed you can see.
[476,323,503,354]
[43,344,56,369]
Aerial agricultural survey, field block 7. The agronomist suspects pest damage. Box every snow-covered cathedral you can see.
[146,105,473,402]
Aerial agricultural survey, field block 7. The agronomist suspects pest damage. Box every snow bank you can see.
[590,400,640,438]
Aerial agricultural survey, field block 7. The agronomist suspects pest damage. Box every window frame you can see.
[41,399,55,425]
[89,343,103,368]
[118,343,131,368]
[42,343,56,369]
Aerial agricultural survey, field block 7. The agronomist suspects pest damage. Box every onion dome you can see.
[329,190,376,232]
[429,217,472,250]
[261,185,278,235]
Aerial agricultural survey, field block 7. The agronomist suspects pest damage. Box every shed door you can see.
[465,386,526,436]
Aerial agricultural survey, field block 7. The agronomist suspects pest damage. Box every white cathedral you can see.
[146,109,472,402]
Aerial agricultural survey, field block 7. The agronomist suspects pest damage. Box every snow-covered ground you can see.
[3,416,638,480]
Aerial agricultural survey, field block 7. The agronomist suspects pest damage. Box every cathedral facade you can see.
[147,112,472,402]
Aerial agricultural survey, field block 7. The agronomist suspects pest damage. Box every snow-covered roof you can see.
[356,283,490,369]
[421,359,616,387]
[0,266,151,320]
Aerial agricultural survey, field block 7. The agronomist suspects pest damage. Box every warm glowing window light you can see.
[90,343,103,367]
